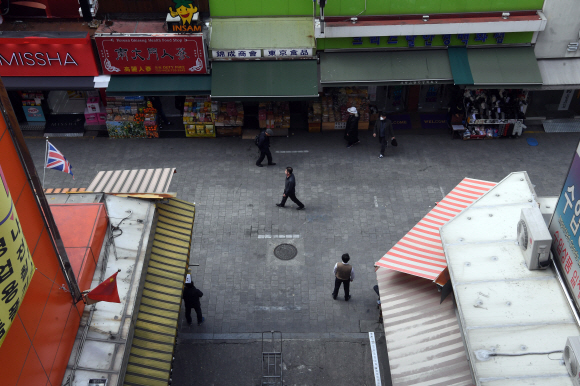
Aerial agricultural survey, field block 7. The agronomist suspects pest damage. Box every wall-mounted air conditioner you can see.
[517,207,552,270]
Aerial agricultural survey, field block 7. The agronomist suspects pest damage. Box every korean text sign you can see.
[0,35,99,77]
[0,166,35,347]
[550,141,580,309]
[96,35,207,75]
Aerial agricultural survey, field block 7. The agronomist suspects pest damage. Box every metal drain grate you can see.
[274,244,297,260]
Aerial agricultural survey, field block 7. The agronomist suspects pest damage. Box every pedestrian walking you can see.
[373,112,395,158]
[345,107,360,148]
[183,274,205,326]
[256,128,276,167]
[276,167,305,210]
[332,253,354,301]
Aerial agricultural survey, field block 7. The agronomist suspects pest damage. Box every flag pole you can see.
[42,137,48,188]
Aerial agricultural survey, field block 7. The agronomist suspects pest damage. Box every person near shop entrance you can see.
[183,274,205,326]
[276,167,305,210]
[373,112,395,158]
[332,253,354,301]
[345,107,360,148]
[256,128,276,167]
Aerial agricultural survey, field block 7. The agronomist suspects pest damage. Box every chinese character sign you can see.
[96,35,207,75]
[0,165,35,348]
[550,141,580,310]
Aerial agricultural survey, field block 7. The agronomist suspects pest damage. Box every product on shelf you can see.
[105,96,154,138]
[183,96,216,137]
[258,102,290,129]
[214,102,244,127]
[321,87,370,129]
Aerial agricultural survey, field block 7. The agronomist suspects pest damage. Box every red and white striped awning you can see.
[375,178,496,281]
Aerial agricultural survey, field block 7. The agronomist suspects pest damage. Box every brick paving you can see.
[25,129,580,335]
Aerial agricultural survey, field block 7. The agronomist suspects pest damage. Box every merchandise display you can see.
[105,96,158,139]
[308,101,322,132]
[183,96,215,138]
[459,89,528,140]
[321,87,370,130]
[258,102,290,130]
[84,94,106,125]
[19,91,46,122]
[215,102,244,127]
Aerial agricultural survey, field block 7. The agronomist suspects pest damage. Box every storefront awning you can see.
[375,178,496,281]
[211,60,319,100]
[467,47,542,87]
[319,51,453,87]
[210,17,315,50]
[106,75,211,96]
[448,47,474,85]
[1,76,96,90]
[123,198,195,386]
[376,268,472,386]
[536,59,580,90]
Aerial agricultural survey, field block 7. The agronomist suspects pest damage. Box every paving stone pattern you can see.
[25,130,580,335]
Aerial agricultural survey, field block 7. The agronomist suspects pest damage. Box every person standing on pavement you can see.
[183,274,205,326]
[373,112,395,159]
[276,167,305,210]
[256,128,276,167]
[345,107,360,148]
[332,253,354,301]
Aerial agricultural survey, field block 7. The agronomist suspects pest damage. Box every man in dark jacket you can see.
[183,274,205,326]
[256,128,276,167]
[345,107,360,148]
[373,112,395,158]
[276,167,305,210]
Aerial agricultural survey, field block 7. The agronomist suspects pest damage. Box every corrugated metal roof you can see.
[209,17,315,50]
[376,178,496,280]
[440,172,580,386]
[123,198,195,386]
[87,168,176,194]
[376,267,473,386]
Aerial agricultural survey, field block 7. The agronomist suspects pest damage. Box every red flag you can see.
[87,271,121,303]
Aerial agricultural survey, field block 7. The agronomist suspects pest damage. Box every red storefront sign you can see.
[0,33,99,77]
[95,35,207,75]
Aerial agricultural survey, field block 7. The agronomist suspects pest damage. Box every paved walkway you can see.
[25,129,580,336]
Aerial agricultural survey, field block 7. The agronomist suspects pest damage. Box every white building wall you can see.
[535,0,580,58]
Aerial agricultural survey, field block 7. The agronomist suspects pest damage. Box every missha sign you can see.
[0,32,99,77]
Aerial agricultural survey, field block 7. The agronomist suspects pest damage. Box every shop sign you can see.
[95,35,207,75]
[401,80,439,85]
[0,34,99,77]
[0,165,36,348]
[22,106,46,122]
[211,48,312,59]
[167,0,202,33]
[212,49,262,59]
[347,33,506,48]
[550,140,580,312]
[559,90,574,111]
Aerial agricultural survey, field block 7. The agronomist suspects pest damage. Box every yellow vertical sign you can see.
[0,166,35,347]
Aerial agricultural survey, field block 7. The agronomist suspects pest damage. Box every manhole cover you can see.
[274,244,298,260]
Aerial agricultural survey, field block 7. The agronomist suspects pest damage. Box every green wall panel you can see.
[317,32,534,50]
[209,0,543,17]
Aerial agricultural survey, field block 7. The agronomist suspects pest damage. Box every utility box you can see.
[517,207,552,270]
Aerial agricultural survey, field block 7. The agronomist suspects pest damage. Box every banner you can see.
[550,141,580,309]
[0,166,35,347]
[95,35,208,75]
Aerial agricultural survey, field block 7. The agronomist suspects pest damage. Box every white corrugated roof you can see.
[376,268,473,386]
[440,171,580,386]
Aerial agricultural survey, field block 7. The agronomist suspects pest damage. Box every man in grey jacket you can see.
[332,253,354,301]
[373,112,395,158]
[276,167,305,210]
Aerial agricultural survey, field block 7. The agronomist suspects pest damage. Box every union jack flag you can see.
[45,142,74,178]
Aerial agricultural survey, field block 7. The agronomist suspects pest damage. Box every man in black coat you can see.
[345,106,360,148]
[183,274,205,326]
[256,128,276,167]
[276,167,305,210]
[373,112,395,158]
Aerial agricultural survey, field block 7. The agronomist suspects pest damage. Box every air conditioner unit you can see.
[517,207,552,270]
[564,336,580,385]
